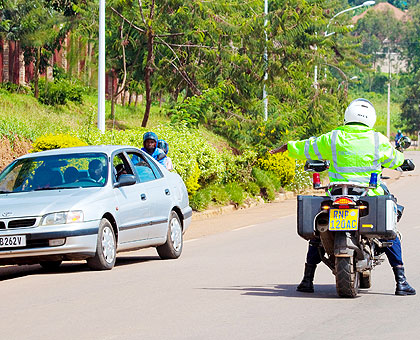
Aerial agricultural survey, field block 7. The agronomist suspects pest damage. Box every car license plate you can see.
[0,235,26,248]
[329,209,359,231]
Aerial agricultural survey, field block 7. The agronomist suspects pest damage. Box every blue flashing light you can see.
[369,173,378,187]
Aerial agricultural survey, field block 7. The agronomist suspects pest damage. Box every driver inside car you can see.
[270,98,415,296]
[88,159,106,184]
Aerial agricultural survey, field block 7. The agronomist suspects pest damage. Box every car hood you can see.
[0,188,104,218]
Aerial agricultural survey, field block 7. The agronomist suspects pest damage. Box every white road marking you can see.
[185,238,201,243]
[232,224,257,231]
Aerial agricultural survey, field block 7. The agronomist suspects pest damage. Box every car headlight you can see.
[41,211,84,226]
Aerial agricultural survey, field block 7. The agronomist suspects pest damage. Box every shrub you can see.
[189,188,212,211]
[37,78,85,105]
[207,184,230,206]
[184,161,201,195]
[266,171,283,192]
[241,180,260,197]
[31,134,87,152]
[221,149,256,184]
[224,182,245,205]
[0,82,31,94]
[256,152,295,187]
[285,160,313,193]
[251,167,276,201]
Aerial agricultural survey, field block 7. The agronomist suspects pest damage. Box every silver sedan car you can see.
[0,145,192,270]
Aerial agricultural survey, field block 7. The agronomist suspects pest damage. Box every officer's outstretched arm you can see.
[269,143,288,154]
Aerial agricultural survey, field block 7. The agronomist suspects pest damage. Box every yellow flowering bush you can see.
[31,133,87,152]
[256,151,295,187]
[184,161,201,195]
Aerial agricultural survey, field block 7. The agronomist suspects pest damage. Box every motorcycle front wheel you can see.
[335,256,359,298]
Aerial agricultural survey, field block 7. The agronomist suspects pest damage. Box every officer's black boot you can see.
[296,263,317,293]
[392,266,416,296]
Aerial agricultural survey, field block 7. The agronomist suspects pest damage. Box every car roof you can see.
[18,145,142,159]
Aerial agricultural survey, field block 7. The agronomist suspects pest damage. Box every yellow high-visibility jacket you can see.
[287,124,404,195]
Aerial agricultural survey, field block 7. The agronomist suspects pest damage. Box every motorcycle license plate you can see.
[329,209,359,231]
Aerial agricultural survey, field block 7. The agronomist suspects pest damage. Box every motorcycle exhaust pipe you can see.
[316,217,329,233]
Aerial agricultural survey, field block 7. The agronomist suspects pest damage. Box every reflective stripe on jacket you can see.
[287,124,404,195]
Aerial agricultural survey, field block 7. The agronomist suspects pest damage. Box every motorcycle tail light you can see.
[313,173,321,188]
[333,197,356,206]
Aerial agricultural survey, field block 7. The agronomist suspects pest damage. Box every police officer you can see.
[270,98,416,296]
[141,132,167,166]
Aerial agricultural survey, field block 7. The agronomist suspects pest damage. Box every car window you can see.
[112,152,134,181]
[127,152,159,182]
[0,153,108,193]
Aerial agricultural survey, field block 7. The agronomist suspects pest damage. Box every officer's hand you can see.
[269,143,287,154]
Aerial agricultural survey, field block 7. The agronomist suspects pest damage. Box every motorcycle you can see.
[396,135,412,153]
[297,155,415,298]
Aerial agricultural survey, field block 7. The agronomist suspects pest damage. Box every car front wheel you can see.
[156,211,183,260]
[87,218,116,270]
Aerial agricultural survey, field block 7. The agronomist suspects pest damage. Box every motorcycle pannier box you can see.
[297,195,328,240]
[359,195,398,239]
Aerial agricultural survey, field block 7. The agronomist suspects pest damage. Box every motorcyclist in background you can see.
[157,139,173,171]
[141,132,167,167]
[395,130,403,149]
[270,98,416,296]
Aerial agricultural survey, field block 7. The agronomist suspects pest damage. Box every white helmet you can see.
[344,98,376,128]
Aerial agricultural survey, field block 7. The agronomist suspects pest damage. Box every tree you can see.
[400,71,420,133]
[0,0,66,97]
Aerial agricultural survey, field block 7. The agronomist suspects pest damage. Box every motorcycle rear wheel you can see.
[335,256,359,298]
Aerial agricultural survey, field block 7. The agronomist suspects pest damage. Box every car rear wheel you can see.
[156,211,183,260]
[87,218,116,270]
[40,260,62,271]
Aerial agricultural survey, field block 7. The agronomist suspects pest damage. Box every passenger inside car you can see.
[33,167,63,188]
[64,166,79,183]
[115,164,127,181]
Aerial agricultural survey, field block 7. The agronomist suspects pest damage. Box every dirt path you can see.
[185,167,401,241]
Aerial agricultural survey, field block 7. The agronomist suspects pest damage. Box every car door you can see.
[112,151,150,244]
[126,151,173,240]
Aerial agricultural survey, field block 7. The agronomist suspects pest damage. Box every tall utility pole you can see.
[98,0,106,133]
[263,0,268,121]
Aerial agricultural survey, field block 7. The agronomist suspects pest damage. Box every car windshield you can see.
[0,152,108,193]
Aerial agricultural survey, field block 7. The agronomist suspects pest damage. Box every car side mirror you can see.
[400,159,415,172]
[114,174,137,188]
[304,160,330,172]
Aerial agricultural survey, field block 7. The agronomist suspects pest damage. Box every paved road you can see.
[1,152,420,340]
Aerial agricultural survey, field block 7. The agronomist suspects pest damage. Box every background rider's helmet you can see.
[344,98,376,128]
[143,131,158,145]
[157,139,169,155]
[398,129,402,134]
